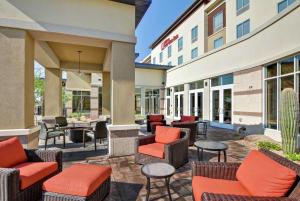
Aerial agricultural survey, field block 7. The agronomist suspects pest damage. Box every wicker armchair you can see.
[191,149,300,201]
[146,114,166,133]
[135,128,190,168]
[0,149,63,201]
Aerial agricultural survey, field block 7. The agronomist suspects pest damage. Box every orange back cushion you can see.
[149,115,163,122]
[181,115,196,122]
[155,126,181,144]
[0,137,28,168]
[236,150,297,197]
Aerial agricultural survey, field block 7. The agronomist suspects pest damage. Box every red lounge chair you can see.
[146,114,166,133]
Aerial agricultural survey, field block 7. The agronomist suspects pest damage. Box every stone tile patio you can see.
[39,127,260,201]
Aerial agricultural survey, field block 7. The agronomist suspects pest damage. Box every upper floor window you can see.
[178,55,183,65]
[191,47,198,59]
[278,0,295,13]
[152,57,156,64]
[237,0,249,14]
[237,19,250,38]
[191,26,198,43]
[167,45,172,58]
[214,37,224,49]
[159,52,163,63]
[213,11,224,33]
[178,37,183,51]
[167,61,172,66]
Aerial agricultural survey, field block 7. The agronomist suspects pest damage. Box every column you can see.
[0,27,38,148]
[108,41,139,157]
[44,68,62,117]
[159,87,165,115]
[141,88,146,116]
[110,41,135,125]
[90,85,99,120]
[102,72,111,116]
[183,84,190,115]
[170,87,175,121]
[203,79,210,121]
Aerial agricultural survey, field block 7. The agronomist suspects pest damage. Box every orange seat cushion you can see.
[138,143,165,159]
[13,162,58,190]
[236,150,297,197]
[192,176,250,201]
[43,164,112,197]
[181,115,196,122]
[155,126,180,144]
[149,115,163,122]
[0,137,28,168]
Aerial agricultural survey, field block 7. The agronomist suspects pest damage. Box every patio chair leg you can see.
[54,137,56,145]
[63,134,66,148]
[94,137,97,151]
[83,130,86,148]
[45,138,48,150]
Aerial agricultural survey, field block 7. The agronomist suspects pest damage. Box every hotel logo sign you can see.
[161,35,179,50]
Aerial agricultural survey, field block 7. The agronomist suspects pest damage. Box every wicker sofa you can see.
[0,137,62,201]
[191,149,300,201]
[171,115,199,146]
[135,127,190,168]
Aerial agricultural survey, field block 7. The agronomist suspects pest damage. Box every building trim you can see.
[234,66,262,76]
[135,62,172,70]
[0,126,40,137]
[233,111,262,117]
[234,89,262,96]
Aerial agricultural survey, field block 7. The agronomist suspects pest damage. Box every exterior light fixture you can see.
[77,50,82,75]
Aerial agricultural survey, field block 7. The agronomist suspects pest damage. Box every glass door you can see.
[189,89,204,119]
[210,86,233,129]
[174,92,184,119]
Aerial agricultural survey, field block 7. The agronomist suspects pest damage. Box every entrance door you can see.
[189,89,204,119]
[174,92,184,119]
[210,86,233,129]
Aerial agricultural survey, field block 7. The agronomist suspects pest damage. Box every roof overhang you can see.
[110,0,152,27]
[135,62,173,70]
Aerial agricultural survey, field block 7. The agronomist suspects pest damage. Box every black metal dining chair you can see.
[83,121,108,151]
[39,121,66,150]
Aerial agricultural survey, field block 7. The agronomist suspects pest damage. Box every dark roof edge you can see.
[150,0,207,49]
[135,62,173,70]
[110,0,152,27]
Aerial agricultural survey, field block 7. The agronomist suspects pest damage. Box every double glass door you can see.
[210,86,233,129]
[174,92,184,119]
[189,89,203,119]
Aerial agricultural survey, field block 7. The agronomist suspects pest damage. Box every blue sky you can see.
[135,0,194,62]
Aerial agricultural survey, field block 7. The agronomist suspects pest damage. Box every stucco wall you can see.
[135,68,165,87]
[66,72,91,91]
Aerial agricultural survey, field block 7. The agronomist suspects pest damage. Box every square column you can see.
[140,88,146,115]
[44,68,62,117]
[102,72,111,116]
[183,84,190,115]
[0,27,39,148]
[159,88,165,115]
[203,79,210,121]
[90,85,99,120]
[108,41,138,157]
[110,41,135,125]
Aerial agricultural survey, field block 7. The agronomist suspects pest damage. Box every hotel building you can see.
[146,0,300,141]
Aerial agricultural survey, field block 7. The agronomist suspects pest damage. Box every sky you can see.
[135,0,194,62]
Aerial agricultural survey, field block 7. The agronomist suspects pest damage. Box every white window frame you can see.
[191,26,198,43]
[213,11,223,33]
[178,37,183,52]
[214,37,224,49]
[237,19,250,39]
[236,0,249,15]
[159,52,163,63]
[167,45,172,58]
[178,55,183,65]
[191,47,198,59]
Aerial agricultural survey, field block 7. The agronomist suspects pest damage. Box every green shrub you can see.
[257,141,282,151]
[285,153,300,161]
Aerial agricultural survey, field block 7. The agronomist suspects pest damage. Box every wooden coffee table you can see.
[141,162,175,201]
[194,141,228,162]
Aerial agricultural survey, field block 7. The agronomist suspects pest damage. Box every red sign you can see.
[161,34,179,50]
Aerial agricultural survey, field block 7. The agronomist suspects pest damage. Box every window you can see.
[213,11,223,33]
[191,47,198,59]
[178,55,183,65]
[166,88,171,117]
[152,57,156,64]
[159,52,163,63]
[237,0,249,14]
[264,55,299,130]
[211,74,234,87]
[178,37,183,51]
[191,26,198,43]
[190,80,204,90]
[237,19,250,38]
[214,37,224,49]
[168,45,172,58]
[72,91,90,113]
[278,0,296,13]
[167,61,172,66]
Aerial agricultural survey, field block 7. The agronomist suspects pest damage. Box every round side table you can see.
[141,162,175,201]
[194,141,228,162]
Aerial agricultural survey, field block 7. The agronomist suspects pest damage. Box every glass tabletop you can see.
[194,140,228,151]
[141,163,175,178]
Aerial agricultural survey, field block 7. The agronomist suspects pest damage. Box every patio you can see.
[39,126,258,201]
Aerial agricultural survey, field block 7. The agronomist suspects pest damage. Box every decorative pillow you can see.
[155,126,181,144]
[149,115,163,122]
[181,115,196,122]
[236,150,297,197]
[0,137,28,168]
